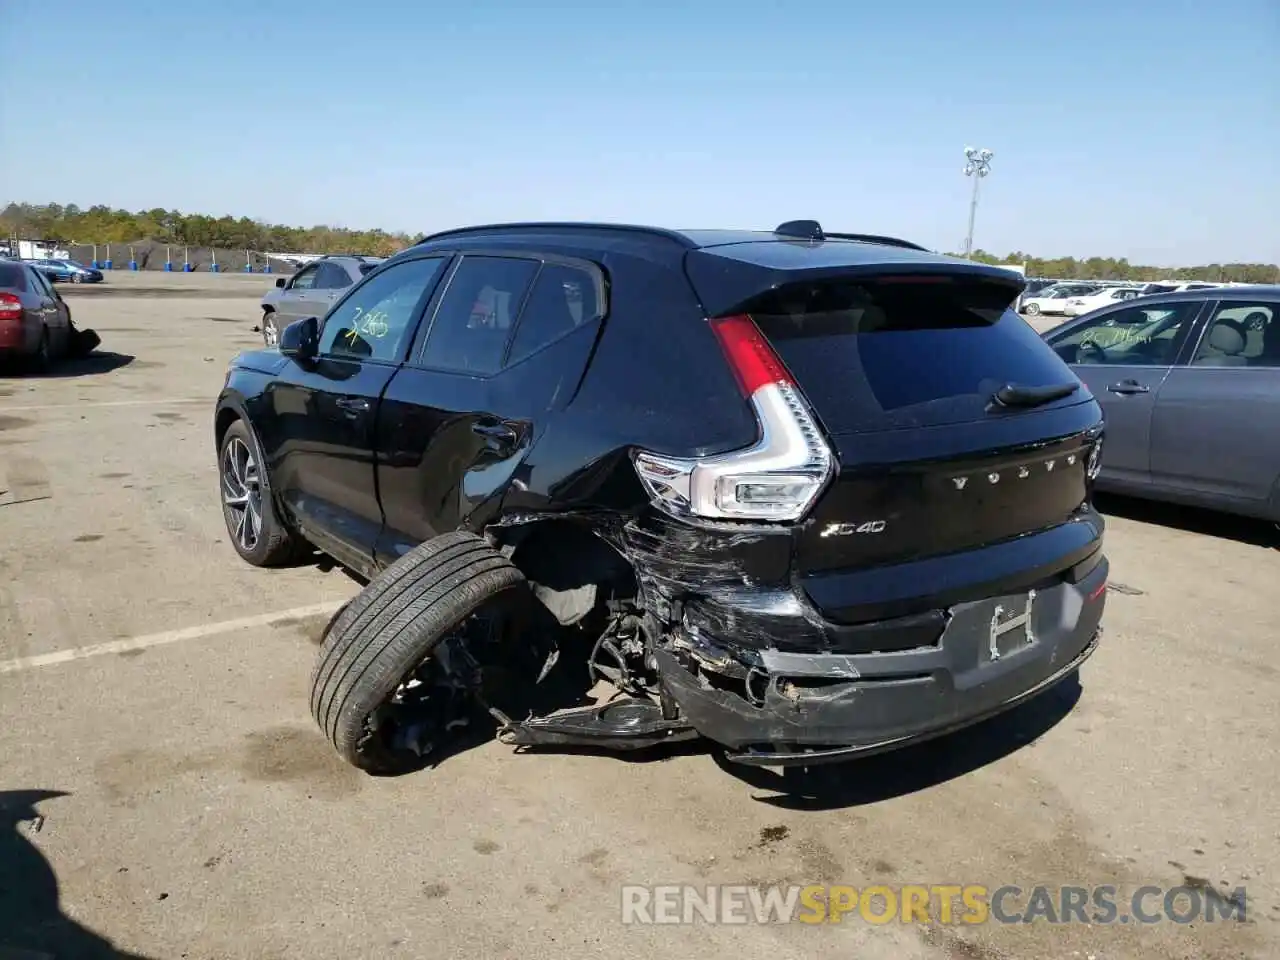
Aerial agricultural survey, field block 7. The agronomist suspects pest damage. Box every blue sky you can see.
[1,0,1277,265]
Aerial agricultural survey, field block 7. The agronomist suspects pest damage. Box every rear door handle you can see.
[335,397,370,413]
[1107,380,1151,395]
[471,421,518,445]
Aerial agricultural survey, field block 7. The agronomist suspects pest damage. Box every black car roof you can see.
[407,220,994,271]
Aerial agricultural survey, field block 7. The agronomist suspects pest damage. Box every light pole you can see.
[963,146,993,259]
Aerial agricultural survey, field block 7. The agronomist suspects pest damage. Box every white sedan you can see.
[1062,286,1144,317]
[1020,286,1098,316]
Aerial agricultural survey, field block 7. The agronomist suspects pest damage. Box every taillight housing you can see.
[0,293,22,321]
[632,314,834,522]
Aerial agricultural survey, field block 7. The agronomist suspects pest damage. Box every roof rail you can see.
[415,221,698,249]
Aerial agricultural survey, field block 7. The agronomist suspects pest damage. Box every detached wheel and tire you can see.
[218,418,307,566]
[310,531,528,774]
[262,310,279,347]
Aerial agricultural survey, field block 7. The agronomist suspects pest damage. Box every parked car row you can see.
[16,258,105,283]
[1020,279,1250,317]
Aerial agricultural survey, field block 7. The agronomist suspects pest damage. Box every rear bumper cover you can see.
[657,555,1107,764]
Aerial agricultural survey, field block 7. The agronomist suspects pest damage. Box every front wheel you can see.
[262,311,279,347]
[218,418,307,566]
[1024,302,1041,316]
[310,531,528,774]
[72,273,83,284]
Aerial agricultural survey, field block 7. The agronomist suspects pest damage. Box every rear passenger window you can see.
[315,262,351,289]
[1193,302,1279,368]
[507,263,601,365]
[421,256,538,375]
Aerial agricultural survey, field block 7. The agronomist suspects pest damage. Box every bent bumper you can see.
[657,556,1107,765]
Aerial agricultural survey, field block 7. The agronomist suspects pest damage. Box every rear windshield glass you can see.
[0,263,28,291]
[747,278,1084,433]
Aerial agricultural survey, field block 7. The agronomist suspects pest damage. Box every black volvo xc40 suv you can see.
[214,220,1108,774]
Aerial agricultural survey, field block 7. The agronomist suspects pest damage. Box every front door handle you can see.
[1107,380,1151,395]
[335,397,370,414]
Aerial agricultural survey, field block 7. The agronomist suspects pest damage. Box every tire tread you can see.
[309,531,526,772]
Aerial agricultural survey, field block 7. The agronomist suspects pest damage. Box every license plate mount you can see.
[984,589,1037,663]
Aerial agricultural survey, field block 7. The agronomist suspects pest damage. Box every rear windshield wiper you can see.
[991,381,1079,409]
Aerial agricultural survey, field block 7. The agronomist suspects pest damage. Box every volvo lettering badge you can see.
[951,452,1083,489]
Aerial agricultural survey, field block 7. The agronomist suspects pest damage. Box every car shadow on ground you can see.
[34,351,136,378]
[0,790,158,960]
[716,671,1083,810]
[1096,492,1279,549]
[498,668,1081,810]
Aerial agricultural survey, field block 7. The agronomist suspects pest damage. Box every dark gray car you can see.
[259,255,384,346]
[1042,286,1280,524]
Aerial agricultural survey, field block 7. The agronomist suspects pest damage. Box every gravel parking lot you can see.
[1,272,1276,960]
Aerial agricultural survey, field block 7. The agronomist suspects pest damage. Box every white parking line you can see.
[0,397,207,413]
[0,601,344,675]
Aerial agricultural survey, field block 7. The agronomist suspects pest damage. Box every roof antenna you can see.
[773,220,824,241]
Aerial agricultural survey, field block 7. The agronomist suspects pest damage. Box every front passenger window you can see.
[317,258,446,362]
[1047,303,1201,365]
[289,266,318,291]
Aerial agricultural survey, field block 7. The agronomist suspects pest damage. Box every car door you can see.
[1044,299,1207,488]
[275,263,321,326]
[256,256,451,573]
[1148,299,1280,509]
[374,253,607,565]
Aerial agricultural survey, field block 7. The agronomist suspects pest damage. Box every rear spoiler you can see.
[684,249,1028,319]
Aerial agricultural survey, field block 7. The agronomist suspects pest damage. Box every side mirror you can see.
[279,316,319,362]
[275,277,287,288]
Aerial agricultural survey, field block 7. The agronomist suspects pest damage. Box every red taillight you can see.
[708,314,792,396]
[0,293,21,321]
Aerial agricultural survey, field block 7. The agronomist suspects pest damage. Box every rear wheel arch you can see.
[492,517,638,610]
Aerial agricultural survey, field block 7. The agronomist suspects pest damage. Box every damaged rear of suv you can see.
[218,219,1106,773]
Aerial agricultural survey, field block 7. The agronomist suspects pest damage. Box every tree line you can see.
[1,202,415,258]
[3,202,1276,283]
[956,248,1279,285]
